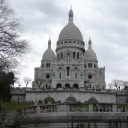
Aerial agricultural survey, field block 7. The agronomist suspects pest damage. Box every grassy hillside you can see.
[1,102,34,112]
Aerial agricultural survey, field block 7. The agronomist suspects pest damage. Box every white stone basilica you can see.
[26,9,116,104]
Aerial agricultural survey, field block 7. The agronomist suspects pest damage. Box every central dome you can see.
[58,9,83,42]
[58,22,83,42]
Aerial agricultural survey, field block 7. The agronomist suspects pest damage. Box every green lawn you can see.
[1,102,34,112]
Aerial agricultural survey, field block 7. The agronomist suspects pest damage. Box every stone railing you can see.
[29,88,117,93]
[40,105,57,113]
[70,104,89,112]
[18,103,128,114]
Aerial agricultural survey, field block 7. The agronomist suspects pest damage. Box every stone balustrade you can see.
[18,103,128,114]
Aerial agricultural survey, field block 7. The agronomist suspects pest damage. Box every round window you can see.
[88,74,92,79]
[46,74,50,79]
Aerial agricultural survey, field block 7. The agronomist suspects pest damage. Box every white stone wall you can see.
[26,90,116,103]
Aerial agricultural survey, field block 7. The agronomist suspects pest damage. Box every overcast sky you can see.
[9,0,128,87]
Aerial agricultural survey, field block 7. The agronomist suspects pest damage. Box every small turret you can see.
[42,38,55,60]
[85,38,97,60]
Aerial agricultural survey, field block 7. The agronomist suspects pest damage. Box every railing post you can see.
[89,104,93,112]
[37,106,41,114]
[112,104,117,112]
[57,104,70,112]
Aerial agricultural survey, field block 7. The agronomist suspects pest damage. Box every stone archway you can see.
[73,83,79,88]
[88,98,98,103]
[56,83,62,88]
[65,97,77,103]
[65,83,70,88]
[43,97,55,104]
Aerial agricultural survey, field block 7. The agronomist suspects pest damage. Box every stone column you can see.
[89,104,93,112]
[112,104,117,112]
[36,106,41,114]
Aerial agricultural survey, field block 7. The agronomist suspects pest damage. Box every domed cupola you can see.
[43,38,55,60]
[58,9,83,42]
[56,8,85,53]
[85,38,97,60]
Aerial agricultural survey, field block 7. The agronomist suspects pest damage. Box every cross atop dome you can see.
[69,7,73,22]
[88,37,92,49]
[57,8,84,43]
[48,38,51,49]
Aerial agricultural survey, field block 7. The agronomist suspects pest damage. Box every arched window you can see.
[56,83,62,88]
[46,63,50,68]
[84,64,86,68]
[88,63,92,68]
[43,97,55,104]
[46,63,48,68]
[59,72,61,79]
[66,67,70,76]
[88,98,98,103]
[61,52,63,59]
[48,63,50,68]
[94,64,96,68]
[73,83,79,88]
[73,52,76,58]
[65,83,70,88]
[58,53,60,60]
[77,52,79,59]
[42,64,44,68]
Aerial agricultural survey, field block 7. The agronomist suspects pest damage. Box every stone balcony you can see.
[18,103,128,114]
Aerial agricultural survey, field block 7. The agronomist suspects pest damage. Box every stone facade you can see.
[25,9,109,103]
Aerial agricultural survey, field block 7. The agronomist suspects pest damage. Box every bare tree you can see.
[108,83,113,90]
[121,81,128,90]
[0,0,29,71]
[109,80,128,90]
[24,77,32,87]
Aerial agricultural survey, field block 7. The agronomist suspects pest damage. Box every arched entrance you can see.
[88,98,98,103]
[43,97,55,104]
[73,83,79,89]
[65,97,77,103]
[65,83,70,88]
[56,83,62,88]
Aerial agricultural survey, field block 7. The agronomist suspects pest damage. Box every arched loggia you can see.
[73,83,79,89]
[65,83,70,88]
[56,83,62,88]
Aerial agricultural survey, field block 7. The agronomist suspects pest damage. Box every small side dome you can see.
[43,39,55,60]
[85,48,97,60]
[85,39,97,60]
